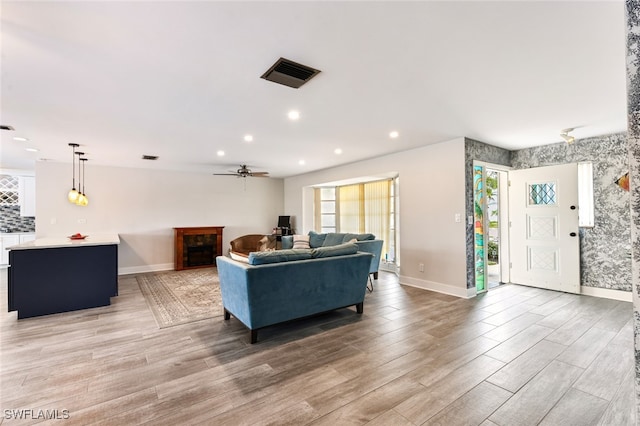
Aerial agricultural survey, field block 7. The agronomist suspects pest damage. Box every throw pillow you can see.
[312,242,358,258]
[258,236,270,251]
[292,234,310,249]
[229,251,250,263]
[281,235,294,249]
[342,233,359,243]
[308,231,327,248]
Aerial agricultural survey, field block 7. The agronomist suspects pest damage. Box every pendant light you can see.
[76,157,89,206]
[67,143,80,203]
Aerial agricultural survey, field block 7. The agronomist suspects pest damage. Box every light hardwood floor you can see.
[0,269,635,425]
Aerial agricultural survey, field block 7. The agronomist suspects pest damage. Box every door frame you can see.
[507,163,580,293]
[472,161,512,293]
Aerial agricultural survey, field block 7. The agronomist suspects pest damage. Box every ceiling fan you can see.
[214,164,270,178]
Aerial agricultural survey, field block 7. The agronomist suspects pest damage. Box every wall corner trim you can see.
[399,275,472,299]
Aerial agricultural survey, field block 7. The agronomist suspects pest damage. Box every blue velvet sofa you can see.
[216,242,373,343]
[282,232,384,279]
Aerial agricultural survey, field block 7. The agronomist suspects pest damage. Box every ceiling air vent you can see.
[261,57,321,89]
[142,155,158,160]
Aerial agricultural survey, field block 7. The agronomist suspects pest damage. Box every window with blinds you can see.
[314,178,396,262]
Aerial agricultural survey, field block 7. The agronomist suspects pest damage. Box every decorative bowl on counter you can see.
[68,233,88,240]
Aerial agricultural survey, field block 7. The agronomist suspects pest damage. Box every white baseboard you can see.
[118,263,174,276]
[379,261,398,274]
[580,285,632,302]
[399,275,472,299]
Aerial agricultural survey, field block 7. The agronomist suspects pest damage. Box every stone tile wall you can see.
[624,0,640,414]
[0,206,36,233]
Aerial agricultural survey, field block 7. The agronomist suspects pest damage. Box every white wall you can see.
[284,138,469,297]
[35,161,284,274]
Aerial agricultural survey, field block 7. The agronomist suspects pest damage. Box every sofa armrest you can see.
[355,240,383,274]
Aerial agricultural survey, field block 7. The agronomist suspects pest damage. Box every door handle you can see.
[570,205,576,210]
[570,232,577,237]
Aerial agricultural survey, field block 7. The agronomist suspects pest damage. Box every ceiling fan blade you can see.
[250,172,270,177]
[213,173,241,176]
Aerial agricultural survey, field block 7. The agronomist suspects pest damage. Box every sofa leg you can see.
[224,308,230,320]
[373,272,378,280]
[356,302,363,314]
[250,329,258,344]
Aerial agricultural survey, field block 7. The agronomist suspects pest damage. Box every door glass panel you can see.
[473,165,486,292]
[529,183,556,205]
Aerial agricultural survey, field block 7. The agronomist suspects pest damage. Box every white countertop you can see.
[6,234,120,250]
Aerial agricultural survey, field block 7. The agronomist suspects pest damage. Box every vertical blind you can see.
[319,179,391,257]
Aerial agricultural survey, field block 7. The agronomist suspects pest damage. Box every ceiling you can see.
[0,1,627,178]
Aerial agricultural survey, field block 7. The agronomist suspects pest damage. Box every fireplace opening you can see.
[174,226,224,271]
[182,234,217,268]
[186,245,214,267]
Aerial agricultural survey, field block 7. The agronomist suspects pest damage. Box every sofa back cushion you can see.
[354,233,375,241]
[248,249,313,265]
[322,233,346,247]
[312,242,358,258]
[308,231,327,248]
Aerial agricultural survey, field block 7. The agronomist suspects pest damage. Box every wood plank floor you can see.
[0,268,635,425]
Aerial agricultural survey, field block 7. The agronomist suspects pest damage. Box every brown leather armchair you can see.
[229,234,276,255]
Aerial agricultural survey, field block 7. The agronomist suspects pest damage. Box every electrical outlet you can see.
[454,213,461,223]
[77,218,86,224]
[419,263,424,272]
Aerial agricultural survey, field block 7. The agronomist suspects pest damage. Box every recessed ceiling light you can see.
[389,131,399,139]
[13,137,29,142]
[288,110,300,121]
[334,148,342,155]
[244,135,253,142]
[217,150,225,157]
[25,148,39,152]
[298,159,305,165]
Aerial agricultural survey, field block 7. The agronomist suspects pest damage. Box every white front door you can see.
[508,164,580,293]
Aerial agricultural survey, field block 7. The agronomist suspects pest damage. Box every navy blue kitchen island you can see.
[6,234,120,319]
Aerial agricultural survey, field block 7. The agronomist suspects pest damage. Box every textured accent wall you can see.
[0,206,36,233]
[624,0,640,415]
[511,134,631,291]
[464,138,511,289]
